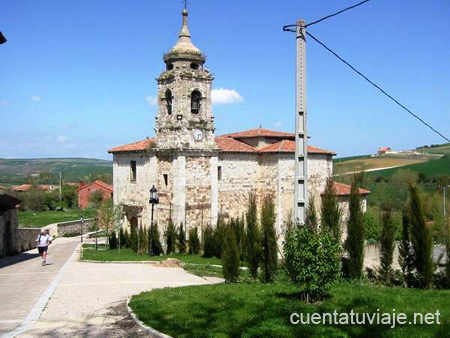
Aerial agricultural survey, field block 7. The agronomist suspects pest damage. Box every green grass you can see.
[130,281,450,338]
[81,244,222,265]
[183,263,251,280]
[18,209,97,228]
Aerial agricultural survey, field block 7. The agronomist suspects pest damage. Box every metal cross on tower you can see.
[182,0,189,9]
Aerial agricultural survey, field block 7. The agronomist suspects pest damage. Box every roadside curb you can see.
[80,259,162,265]
[126,298,174,338]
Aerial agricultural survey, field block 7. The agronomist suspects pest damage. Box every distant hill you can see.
[0,158,112,185]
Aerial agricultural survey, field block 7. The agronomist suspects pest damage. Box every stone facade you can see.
[109,9,369,243]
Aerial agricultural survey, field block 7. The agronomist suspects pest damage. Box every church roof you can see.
[108,138,155,153]
[221,128,295,139]
[258,139,335,155]
[215,137,257,153]
[331,182,371,196]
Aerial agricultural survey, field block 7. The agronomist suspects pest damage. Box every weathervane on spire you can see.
[182,0,189,10]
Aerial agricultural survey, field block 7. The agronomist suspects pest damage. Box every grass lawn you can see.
[19,209,97,228]
[130,281,450,338]
[81,244,223,265]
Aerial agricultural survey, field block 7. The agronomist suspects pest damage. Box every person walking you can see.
[36,229,53,266]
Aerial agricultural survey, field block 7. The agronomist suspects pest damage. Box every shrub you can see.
[245,193,261,279]
[188,227,200,255]
[261,196,277,283]
[321,178,342,241]
[222,227,240,283]
[345,175,365,279]
[305,195,318,230]
[379,209,398,281]
[139,226,149,255]
[119,227,127,248]
[165,219,177,255]
[408,183,433,289]
[214,219,227,258]
[149,223,163,256]
[129,226,138,253]
[109,230,118,250]
[89,190,104,208]
[203,224,216,258]
[363,212,381,242]
[284,225,340,302]
[122,229,130,249]
[177,222,186,254]
[398,211,414,286]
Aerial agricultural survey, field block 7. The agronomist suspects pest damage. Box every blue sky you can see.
[1,0,449,160]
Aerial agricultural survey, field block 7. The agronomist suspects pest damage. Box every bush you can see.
[245,193,261,279]
[165,219,177,255]
[284,225,340,302]
[379,209,398,281]
[214,219,227,258]
[398,212,414,286]
[222,227,240,283]
[363,212,381,242]
[119,227,127,248]
[149,223,163,256]
[177,222,186,254]
[138,226,149,255]
[122,229,130,249]
[203,225,216,258]
[261,196,277,283]
[188,227,200,255]
[129,226,138,253]
[345,175,365,279]
[109,230,118,250]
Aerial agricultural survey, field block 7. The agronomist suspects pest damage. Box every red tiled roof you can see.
[11,184,54,192]
[332,182,370,196]
[108,138,156,154]
[215,137,257,153]
[221,128,295,139]
[258,140,336,155]
[76,180,113,193]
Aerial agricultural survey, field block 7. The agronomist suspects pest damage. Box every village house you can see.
[76,180,113,210]
[108,9,369,241]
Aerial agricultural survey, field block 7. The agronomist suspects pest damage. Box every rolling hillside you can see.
[0,158,112,184]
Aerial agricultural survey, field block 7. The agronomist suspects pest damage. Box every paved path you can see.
[0,237,79,337]
[1,238,219,337]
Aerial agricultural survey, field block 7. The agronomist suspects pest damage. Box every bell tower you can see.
[155,9,217,151]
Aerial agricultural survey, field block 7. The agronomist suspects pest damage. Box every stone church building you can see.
[109,9,369,240]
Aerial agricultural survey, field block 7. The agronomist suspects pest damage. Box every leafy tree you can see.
[89,190,104,208]
[321,178,342,240]
[245,193,261,279]
[398,211,414,286]
[97,200,120,247]
[61,184,77,209]
[203,224,216,258]
[345,175,365,279]
[408,183,433,289]
[177,222,186,254]
[165,218,177,254]
[379,209,398,281]
[222,227,240,283]
[188,227,200,255]
[284,225,340,302]
[363,212,381,242]
[149,223,163,256]
[261,196,278,283]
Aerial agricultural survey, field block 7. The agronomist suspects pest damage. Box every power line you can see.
[306,31,450,143]
[305,0,371,28]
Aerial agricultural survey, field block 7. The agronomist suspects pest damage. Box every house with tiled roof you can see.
[76,180,113,210]
[108,9,369,242]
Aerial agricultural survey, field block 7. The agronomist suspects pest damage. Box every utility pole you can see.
[294,20,308,224]
[441,185,449,219]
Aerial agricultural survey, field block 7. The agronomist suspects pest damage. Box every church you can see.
[109,9,369,240]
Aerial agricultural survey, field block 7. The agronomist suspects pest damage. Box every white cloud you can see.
[145,95,158,105]
[31,95,42,102]
[211,88,243,105]
[274,121,282,127]
[57,135,68,143]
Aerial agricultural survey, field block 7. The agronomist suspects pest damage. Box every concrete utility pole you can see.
[294,20,308,224]
[441,185,450,218]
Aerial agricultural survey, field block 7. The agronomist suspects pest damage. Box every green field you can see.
[19,209,97,228]
[130,281,450,338]
[0,158,112,184]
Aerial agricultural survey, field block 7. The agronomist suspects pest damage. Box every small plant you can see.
[261,195,277,283]
[188,227,200,255]
[222,227,240,283]
[177,222,186,254]
[165,218,177,255]
[245,193,261,279]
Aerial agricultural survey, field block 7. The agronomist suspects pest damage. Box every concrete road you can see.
[0,237,80,337]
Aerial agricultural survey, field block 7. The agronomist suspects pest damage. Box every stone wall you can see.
[54,218,95,237]
[0,209,19,257]
[17,228,41,252]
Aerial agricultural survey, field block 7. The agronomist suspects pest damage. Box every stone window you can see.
[190,63,199,70]
[218,166,222,181]
[165,89,173,115]
[191,90,202,114]
[130,161,137,182]
[166,63,173,71]
[163,174,168,187]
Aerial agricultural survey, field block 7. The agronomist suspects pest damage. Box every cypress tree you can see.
[130,226,138,253]
[177,222,186,254]
[379,209,398,281]
[109,230,118,250]
[245,193,261,279]
[305,195,318,231]
[203,224,215,258]
[165,218,177,255]
[119,227,126,248]
[149,223,163,256]
[222,227,240,283]
[408,183,433,289]
[321,178,342,241]
[138,225,144,255]
[214,218,227,258]
[345,175,365,279]
[261,195,278,283]
[398,211,414,286]
[188,227,200,255]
